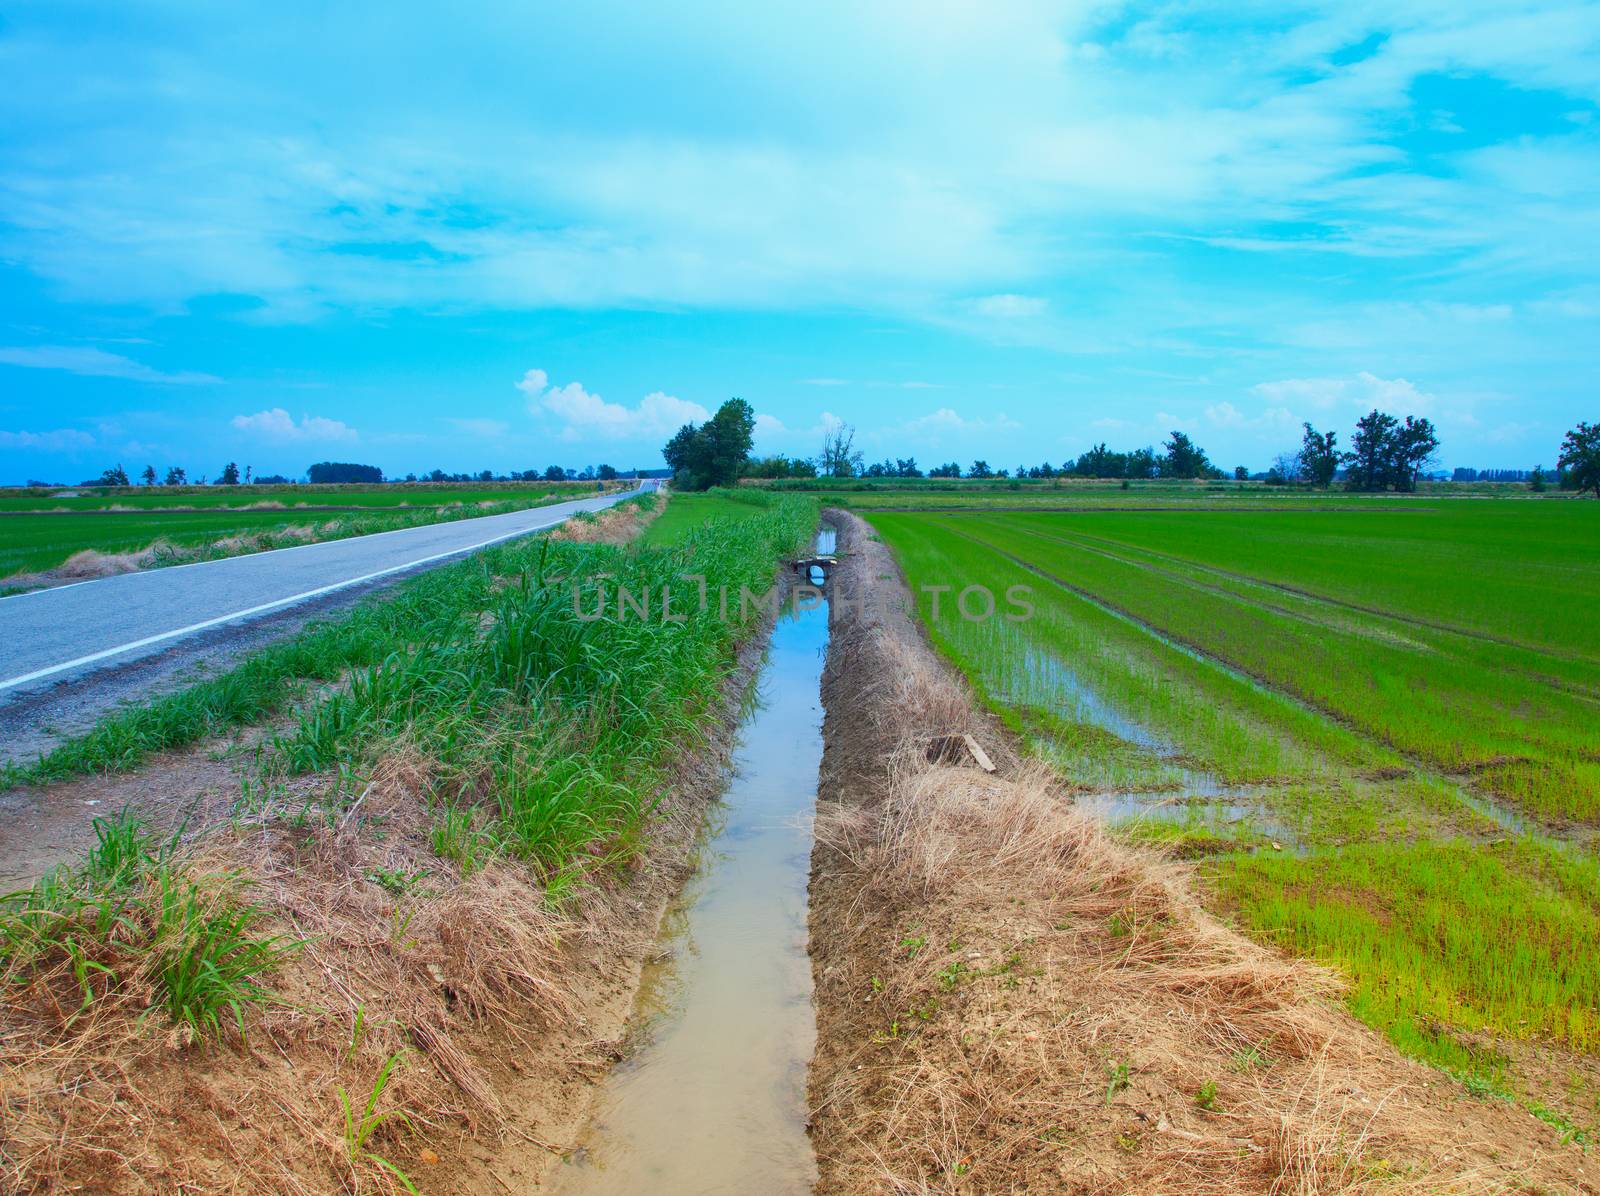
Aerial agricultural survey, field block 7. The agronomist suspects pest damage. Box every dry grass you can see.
[807,512,1594,1195]
[56,544,168,578]
[211,524,316,553]
[0,757,573,1192]
[548,491,666,545]
[0,718,750,1193]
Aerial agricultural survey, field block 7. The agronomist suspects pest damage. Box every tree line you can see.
[53,411,1600,499]
[656,403,1600,496]
[66,460,635,489]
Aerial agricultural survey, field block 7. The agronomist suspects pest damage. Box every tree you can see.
[1388,416,1439,492]
[968,459,994,479]
[1072,442,1125,479]
[1529,465,1547,493]
[1559,421,1600,497]
[1338,410,1439,491]
[703,398,757,486]
[663,423,699,481]
[1299,423,1339,488]
[597,463,618,481]
[164,466,187,485]
[816,421,864,479]
[140,465,157,486]
[928,462,961,478]
[218,461,241,485]
[896,457,923,478]
[1268,451,1302,485]
[1124,448,1157,479]
[543,464,567,482]
[1343,410,1399,491]
[1160,431,1212,479]
[1233,465,1249,481]
[95,465,130,487]
[308,461,383,484]
[661,399,758,490]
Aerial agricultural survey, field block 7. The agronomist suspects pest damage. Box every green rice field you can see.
[0,481,618,579]
[861,491,1600,1132]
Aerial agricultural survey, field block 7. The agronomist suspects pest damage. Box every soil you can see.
[0,737,254,889]
[0,492,799,1195]
[804,509,1597,1194]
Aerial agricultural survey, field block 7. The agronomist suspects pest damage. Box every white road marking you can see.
[0,484,640,604]
[0,508,581,692]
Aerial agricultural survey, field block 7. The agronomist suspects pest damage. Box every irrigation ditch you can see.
[523,509,1593,1192]
[3,502,1595,1193]
[547,538,830,1193]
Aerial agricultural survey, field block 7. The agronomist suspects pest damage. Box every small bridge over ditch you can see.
[789,553,838,581]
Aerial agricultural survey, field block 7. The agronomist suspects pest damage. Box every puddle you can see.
[988,629,1242,795]
[549,574,828,1194]
[1001,640,1158,751]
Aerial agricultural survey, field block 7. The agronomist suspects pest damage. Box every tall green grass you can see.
[265,492,818,877]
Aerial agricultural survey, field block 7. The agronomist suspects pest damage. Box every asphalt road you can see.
[0,481,652,697]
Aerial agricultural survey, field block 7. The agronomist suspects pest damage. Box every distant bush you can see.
[307,461,384,484]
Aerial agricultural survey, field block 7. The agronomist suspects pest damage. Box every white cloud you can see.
[800,378,848,387]
[231,408,357,441]
[1250,372,1436,417]
[0,345,219,385]
[1485,421,1540,445]
[973,294,1048,318]
[0,428,96,451]
[754,413,789,441]
[1204,401,1298,432]
[517,369,710,442]
[898,407,1022,439]
[10,2,1593,328]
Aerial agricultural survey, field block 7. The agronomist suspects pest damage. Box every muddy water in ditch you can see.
[548,595,828,1195]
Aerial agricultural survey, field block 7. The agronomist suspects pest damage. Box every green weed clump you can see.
[0,812,297,1041]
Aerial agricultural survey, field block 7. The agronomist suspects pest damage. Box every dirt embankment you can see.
[806,510,1595,1194]
[0,490,797,1195]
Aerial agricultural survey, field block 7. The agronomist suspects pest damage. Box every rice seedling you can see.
[866,498,1600,1117]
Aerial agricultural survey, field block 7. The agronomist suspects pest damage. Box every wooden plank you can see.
[961,733,997,773]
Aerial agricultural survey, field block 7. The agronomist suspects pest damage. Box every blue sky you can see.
[2,1,1597,482]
